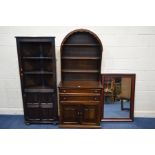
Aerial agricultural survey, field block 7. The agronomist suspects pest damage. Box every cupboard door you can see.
[26,103,40,121]
[40,103,54,120]
[81,105,99,125]
[25,92,56,120]
[60,88,101,94]
[61,105,79,124]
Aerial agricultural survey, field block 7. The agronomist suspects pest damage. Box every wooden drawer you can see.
[60,96,100,101]
[59,88,101,94]
[60,101,99,106]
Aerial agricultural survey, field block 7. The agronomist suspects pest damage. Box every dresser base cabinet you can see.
[59,81,102,128]
[60,105,101,128]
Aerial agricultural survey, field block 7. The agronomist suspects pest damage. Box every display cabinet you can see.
[16,37,58,124]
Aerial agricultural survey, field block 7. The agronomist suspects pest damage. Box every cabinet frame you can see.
[16,37,58,124]
[101,74,135,122]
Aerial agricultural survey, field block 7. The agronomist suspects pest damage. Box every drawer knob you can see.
[63,90,66,93]
[94,97,97,100]
[63,97,66,100]
[94,90,98,93]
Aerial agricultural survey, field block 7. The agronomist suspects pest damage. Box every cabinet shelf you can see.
[62,44,100,46]
[24,86,55,93]
[62,69,99,73]
[62,56,101,60]
[59,29,103,128]
[24,71,54,75]
[22,57,53,60]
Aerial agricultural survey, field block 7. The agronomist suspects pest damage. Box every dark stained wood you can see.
[23,57,53,60]
[62,69,99,73]
[16,37,58,124]
[62,44,100,46]
[59,81,102,88]
[59,29,103,128]
[59,125,101,129]
[60,101,100,105]
[62,56,101,60]
[101,74,136,122]
[60,96,100,101]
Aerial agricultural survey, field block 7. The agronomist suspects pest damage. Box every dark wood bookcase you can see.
[59,29,103,128]
[16,37,58,124]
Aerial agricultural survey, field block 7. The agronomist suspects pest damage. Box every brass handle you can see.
[63,90,66,93]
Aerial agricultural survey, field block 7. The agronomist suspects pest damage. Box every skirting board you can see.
[0,108,23,115]
[134,111,155,118]
[0,108,155,118]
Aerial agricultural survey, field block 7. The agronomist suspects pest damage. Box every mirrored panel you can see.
[102,74,135,121]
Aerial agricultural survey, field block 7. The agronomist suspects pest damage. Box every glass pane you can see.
[103,76,131,118]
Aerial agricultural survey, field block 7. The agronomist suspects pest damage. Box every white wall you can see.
[0,26,155,117]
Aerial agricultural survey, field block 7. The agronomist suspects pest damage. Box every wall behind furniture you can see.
[0,26,155,117]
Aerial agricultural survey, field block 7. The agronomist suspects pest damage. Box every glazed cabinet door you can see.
[61,105,80,124]
[16,37,57,124]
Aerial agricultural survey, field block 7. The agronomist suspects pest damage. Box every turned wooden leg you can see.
[121,99,124,110]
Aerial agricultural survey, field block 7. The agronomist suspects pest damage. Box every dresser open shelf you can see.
[24,86,55,93]
[62,69,99,73]
[59,29,103,128]
[62,44,100,46]
[62,56,101,60]
[16,37,58,124]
